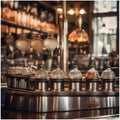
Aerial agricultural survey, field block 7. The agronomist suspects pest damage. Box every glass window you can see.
[93,0,118,55]
[94,0,117,13]
[93,16,117,55]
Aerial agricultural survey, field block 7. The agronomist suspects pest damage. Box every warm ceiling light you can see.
[68,15,89,43]
[57,7,63,14]
[79,8,86,15]
[67,8,75,15]
[68,29,89,43]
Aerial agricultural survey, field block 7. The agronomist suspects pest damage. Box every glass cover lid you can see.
[101,68,115,79]
[35,65,48,79]
[69,67,82,79]
[50,66,64,79]
[86,67,99,79]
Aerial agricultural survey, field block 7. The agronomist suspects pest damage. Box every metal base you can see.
[5,88,119,113]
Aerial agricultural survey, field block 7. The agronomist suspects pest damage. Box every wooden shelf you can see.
[1,18,42,33]
[1,18,58,36]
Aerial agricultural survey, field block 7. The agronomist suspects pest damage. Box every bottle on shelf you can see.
[10,1,15,22]
[14,1,19,23]
[21,4,27,26]
[2,1,12,20]
[17,4,22,25]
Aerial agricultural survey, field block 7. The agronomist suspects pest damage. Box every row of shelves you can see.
[1,18,59,35]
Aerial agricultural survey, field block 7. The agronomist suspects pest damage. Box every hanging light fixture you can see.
[16,34,30,56]
[79,8,86,15]
[30,34,43,57]
[67,4,74,15]
[44,32,58,71]
[68,15,89,43]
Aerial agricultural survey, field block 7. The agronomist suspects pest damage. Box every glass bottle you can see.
[29,4,37,28]
[2,2,11,20]
[10,1,15,22]
[21,5,27,26]
[14,1,18,23]
[26,4,31,27]
[17,4,22,25]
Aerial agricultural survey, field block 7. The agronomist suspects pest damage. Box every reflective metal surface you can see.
[5,89,119,113]
[103,82,114,92]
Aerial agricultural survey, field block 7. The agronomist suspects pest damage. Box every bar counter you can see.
[1,106,119,119]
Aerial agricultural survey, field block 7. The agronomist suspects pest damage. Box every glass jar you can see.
[101,67,115,80]
[50,65,64,91]
[51,65,64,80]
[16,34,30,56]
[86,67,99,80]
[69,66,82,80]
[86,66,100,91]
[35,65,48,79]
[35,65,49,91]
[69,65,82,91]
[101,67,115,91]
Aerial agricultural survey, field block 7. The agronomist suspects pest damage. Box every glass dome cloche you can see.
[35,64,48,79]
[101,67,115,80]
[86,66,99,80]
[69,65,82,80]
[50,65,64,80]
